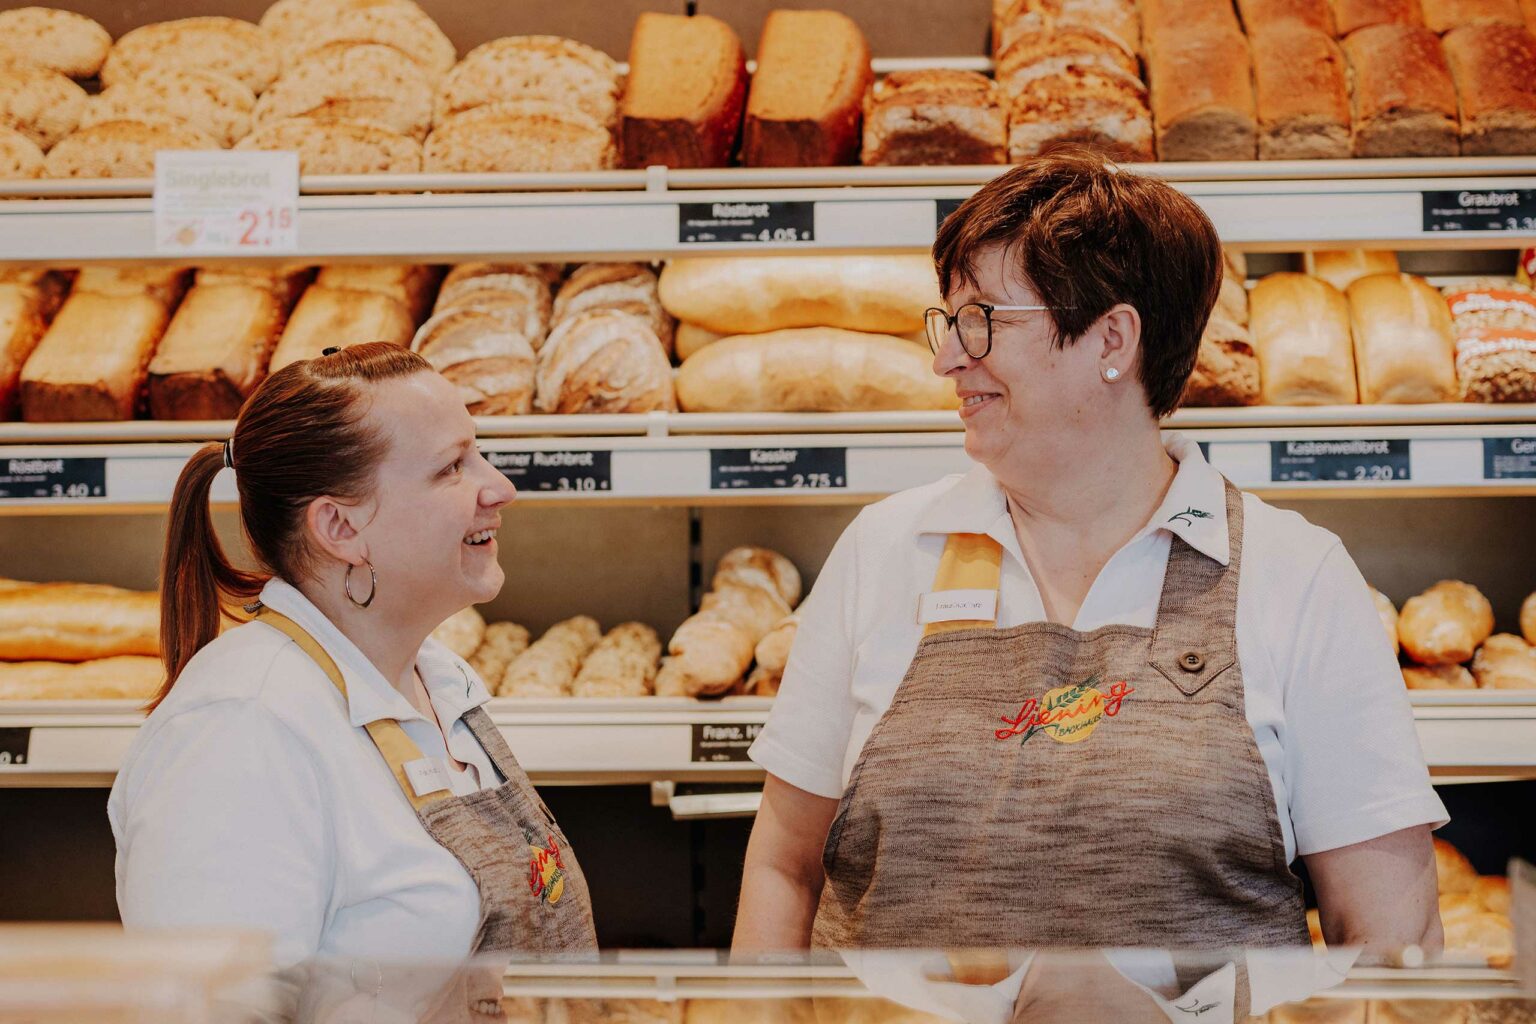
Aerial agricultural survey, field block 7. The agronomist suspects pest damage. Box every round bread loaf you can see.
[435,265,553,346]
[255,43,433,141]
[1398,580,1496,666]
[1471,633,1536,689]
[424,100,617,173]
[554,263,673,358]
[1401,663,1475,689]
[44,118,219,178]
[102,17,280,94]
[0,7,112,79]
[289,5,455,81]
[535,308,674,414]
[236,116,421,174]
[259,0,421,45]
[0,61,87,149]
[435,35,622,127]
[0,124,45,179]
[85,70,255,148]
[411,306,539,416]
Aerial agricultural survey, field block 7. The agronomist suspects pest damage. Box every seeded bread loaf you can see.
[742,10,872,167]
[1251,23,1351,159]
[0,125,44,180]
[424,101,615,173]
[434,35,622,128]
[1007,61,1154,161]
[861,70,1008,165]
[255,44,434,141]
[85,70,256,149]
[45,119,220,178]
[0,7,111,79]
[620,12,747,169]
[287,4,455,81]
[102,17,279,94]
[0,60,87,149]
[1344,24,1460,156]
[1442,24,1536,155]
[235,116,421,174]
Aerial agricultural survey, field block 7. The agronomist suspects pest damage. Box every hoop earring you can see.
[344,561,377,609]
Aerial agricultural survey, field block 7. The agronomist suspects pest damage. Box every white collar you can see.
[913,431,1231,567]
[256,579,492,729]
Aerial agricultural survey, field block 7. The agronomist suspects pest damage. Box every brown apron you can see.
[257,608,598,957]
[812,480,1309,950]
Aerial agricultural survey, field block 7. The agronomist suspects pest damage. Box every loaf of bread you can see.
[754,614,799,676]
[20,292,176,421]
[1237,0,1338,33]
[572,623,662,698]
[0,580,159,660]
[1251,24,1351,159]
[435,36,622,129]
[268,286,415,372]
[1346,273,1458,404]
[677,329,958,413]
[1217,249,1248,324]
[0,655,165,701]
[714,547,803,607]
[259,0,427,48]
[1435,838,1478,893]
[0,124,44,180]
[1422,0,1525,30]
[997,27,1140,91]
[436,263,553,349]
[194,264,314,306]
[0,280,58,420]
[431,606,487,660]
[1443,278,1536,402]
[1344,25,1460,156]
[994,0,1143,56]
[1370,587,1401,654]
[0,7,111,78]
[1399,580,1496,665]
[315,264,440,323]
[1442,25,1536,155]
[1471,633,1536,688]
[553,263,673,359]
[861,70,1008,165]
[658,256,940,335]
[147,281,293,420]
[1523,591,1536,644]
[742,666,782,697]
[1328,0,1425,33]
[742,10,871,167]
[499,615,602,698]
[1181,317,1261,406]
[1246,273,1359,405]
[1442,912,1514,968]
[255,44,434,142]
[1145,28,1259,160]
[468,621,530,691]
[73,266,192,307]
[102,17,279,94]
[1007,62,1155,162]
[288,5,455,81]
[411,307,538,415]
[46,118,221,178]
[425,101,616,173]
[1476,875,1510,914]
[236,116,422,174]
[1403,663,1476,688]
[620,13,747,169]
[1139,0,1245,38]
[534,309,675,415]
[654,615,757,698]
[0,60,88,150]
[1304,249,1400,292]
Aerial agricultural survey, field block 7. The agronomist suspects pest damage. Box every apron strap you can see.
[923,532,1004,637]
[256,608,452,812]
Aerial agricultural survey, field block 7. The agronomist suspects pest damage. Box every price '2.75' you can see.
[238,207,294,246]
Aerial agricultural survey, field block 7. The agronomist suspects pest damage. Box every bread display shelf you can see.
[0,694,1531,787]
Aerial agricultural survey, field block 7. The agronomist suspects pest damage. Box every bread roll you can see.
[315,264,439,322]
[1422,0,1525,30]
[288,4,455,81]
[424,101,616,173]
[0,580,159,660]
[434,35,622,128]
[860,70,1008,165]
[0,7,111,78]
[1443,912,1514,968]
[431,605,487,660]
[147,282,291,420]
[1251,24,1351,160]
[255,44,434,142]
[0,655,164,701]
[412,307,538,416]
[236,116,422,174]
[1238,0,1338,32]
[658,256,940,335]
[572,622,661,698]
[1248,273,1359,405]
[743,666,782,697]
[1180,317,1260,407]
[1471,633,1536,688]
[1475,875,1510,914]
[0,280,56,420]
[534,309,675,415]
[85,70,257,150]
[1434,838,1478,893]
[620,13,747,169]
[754,614,799,676]
[654,615,756,697]
[0,124,44,180]
[102,17,280,94]
[742,10,872,167]
[1346,273,1458,404]
[499,615,602,698]
[714,546,802,606]
[269,286,415,372]
[1344,25,1460,157]
[1304,249,1400,292]
[1145,28,1258,160]
[553,263,673,359]
[1399,580,1496,665]
[20,292,175,421]
[1371,587,1401,654]
[1522,590,1536,644]
[1006,62,1155,163]
[0,58,89,149]
[1328,0,1425,31]
[1442,24,1536,155]
[467,621,530,692]
[1402,663,1475,688]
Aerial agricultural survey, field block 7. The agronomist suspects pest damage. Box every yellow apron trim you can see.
[923,532,1004,636]
[257,608,451,812]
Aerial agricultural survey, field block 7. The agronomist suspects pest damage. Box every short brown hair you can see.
[933,149,1223,418]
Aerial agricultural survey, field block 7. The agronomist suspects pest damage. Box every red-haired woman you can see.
[108,343,595,971]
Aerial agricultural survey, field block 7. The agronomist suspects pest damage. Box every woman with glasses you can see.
[732,152,1446,958]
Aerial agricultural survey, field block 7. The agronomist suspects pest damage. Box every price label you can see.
[1270,439,1410,483]
[1484,437,1536,479]
[691,722,763,763]
[0,456,106,500]
[1423,189,1536,233]
[0,728,30,766]
[486,450,612,493]
[935,197,965,231]
[154,150,299,254]
[710,447,847,491]
[679,201,814,244]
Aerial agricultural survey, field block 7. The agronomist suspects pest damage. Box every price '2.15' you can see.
[238,207,294,247]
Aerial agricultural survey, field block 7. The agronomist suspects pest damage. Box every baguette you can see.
[620,13,747,169]
[675,329,959,413]
[1344,25,1460,157]
[20,293,174,421]
[0,7,111,79]
[102,17,280,94]
[1251,24,1351,159]
[1345,273,1458,403]
[742,10,872,167]
[0,280,56,420]
[499,616,602,698]
[1145,27,1258,160]
[0,580,159,661]
[147,282,292,420]
[268,286,415,372]
[0,656,164,701]
[572,623,662,698]
[1442,24,1536,155]
[1398,580,1495,665]
[1248,272,1359,405]
[1304,249,1400,291]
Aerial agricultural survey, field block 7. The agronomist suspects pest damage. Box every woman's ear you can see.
[304,496,368,567]
[1097,303,1143,366]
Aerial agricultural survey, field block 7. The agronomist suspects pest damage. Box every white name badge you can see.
[403,757,451,797]
[917,588,998,624]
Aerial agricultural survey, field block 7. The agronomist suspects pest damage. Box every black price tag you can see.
[935,198,965,230]
[1423,189,1536,232]
[486,450,612,493]
[679,201,815,244]
[1271,439,1410,483]
[710,447,847,490]
[1484,437,1536,479]
[0,728,30,766]
[0,456,106,500]
[691,722,763,763]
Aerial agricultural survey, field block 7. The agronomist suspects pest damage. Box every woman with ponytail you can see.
[109,343,596,979]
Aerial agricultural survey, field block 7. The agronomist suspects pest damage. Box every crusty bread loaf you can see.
[499,615,602,698]
[1305,249,1400,291]
[1252,24,1351,159]
[658,256,939,335]
[1145,27,1258,160]
[288,4,455,81]
[1475,875,1510,914]
[1442,25,1536,155]
[754,614,799,676]
[255,44,434,142]
[1180,316,1260,406]
[430,605,486,660]
[236,116,421,174]
[1328,0,1425,32]
[572,622,661,698]
[0,281,57,420]
[1344,25,1460,156]
[435,264,553,348]
[860,70,1007,165]
[269,286,414,372]
[1442,912,1514,968]
[1399,580,1496,665]
[85,71,256,150]
[676,329,959,413]
[653,615,756,697]
[994,0,1143,57]
[45,119,220,178]
[0,7,111,78]
[1237,0,1337,33]
[0,60,88,150]
[742,10,871,167]
[315,264,439,322]
[1248,272,1359,405]
[20,292,174,421]
[620,13,747,169]
[1140,0,1244,38]
[0,655,165,701]
[1346,273,1458,403]
[997,26,1140,91]
[411,307,538,415]
[1471,633,1536,688]
[102,17,279,94]
[424,101,616,172]
[534,309,675,415]
[1403,663,1476,688]
[553,263,673,358]
[468,621,530,690]
[434,35,622,128]
[655,549,797,698]
[714,547,802,607]
[0,580,159,660]
[1007,61,1154,162]
[1421,0,1525,30]
[259,0,422,47]
[1370,587,1401,654]
[0,124,44,180]
[147,282,293,420]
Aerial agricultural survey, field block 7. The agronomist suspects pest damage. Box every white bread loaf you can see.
[85,71,256,150]
[1345,273,1458,404]
[499,615,602,698]
[1304,249,1400,292]
[0,60,88,149]
[20,292,175,421]
[0,580,159,661]
[657,256,940,335]
[1398,580,1495,665]
[434,35,623,127]
[572,622,662,697]
[534,309,675,415]
[0,7,111,79]
[0,655,164,701]
[411,307,538,416]
[147,282,292,420]
[269,286,414,372]
[102,17,280,94]
[675,329,959,413]
[1248,272,1359,405]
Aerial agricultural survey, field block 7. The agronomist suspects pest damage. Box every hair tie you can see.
[322,346,341,356]
[222,437,234,470]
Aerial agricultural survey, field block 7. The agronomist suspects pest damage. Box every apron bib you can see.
[258,609,598,956]
[812,480,1308,950]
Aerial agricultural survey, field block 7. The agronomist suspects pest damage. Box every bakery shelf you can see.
[1,694,1531,788]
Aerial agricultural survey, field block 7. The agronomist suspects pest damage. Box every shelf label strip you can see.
[1422,188,1536,233]
[0,727,31,766]
[0,456,106,501]
[1484,437,1536,480]
[678,201,815,245]
[486,450,613,493]
[1269,439,1411,483]
[710,447,848,491]
[691,722,763,763]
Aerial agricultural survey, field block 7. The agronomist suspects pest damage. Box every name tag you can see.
[917,589,998,624]
[404,757,451,797]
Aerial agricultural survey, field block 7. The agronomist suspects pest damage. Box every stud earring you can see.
[1104,367,1121,381]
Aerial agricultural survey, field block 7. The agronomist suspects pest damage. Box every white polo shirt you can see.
[109,579,504,969]
[751,433,1448,862]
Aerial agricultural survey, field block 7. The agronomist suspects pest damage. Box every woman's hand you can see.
[1304,823,1442,962]
[731,773,840,953]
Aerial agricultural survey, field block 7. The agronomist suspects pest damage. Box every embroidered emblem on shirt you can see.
[458,663,472,698]
[994,674,1135,745]
[525,829,567,907]
[1168,507,1213,527]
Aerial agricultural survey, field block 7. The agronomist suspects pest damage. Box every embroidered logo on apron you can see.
[526,830,567,907]
[995,674,1135,745]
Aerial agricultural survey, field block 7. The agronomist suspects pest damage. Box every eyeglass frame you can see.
[924,302,1066,359]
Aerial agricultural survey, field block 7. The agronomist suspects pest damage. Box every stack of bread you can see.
[1182,249,1261,406]
[536,262,676,414]
[1375,580,1536,689]
[0,578,164,701]
[993,0,1154,162]
[860,71,1008,165]
[662,255,958,413]
[1441,277,1536,402]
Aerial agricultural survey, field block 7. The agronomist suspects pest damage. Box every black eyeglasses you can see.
[924,303,1061,359]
